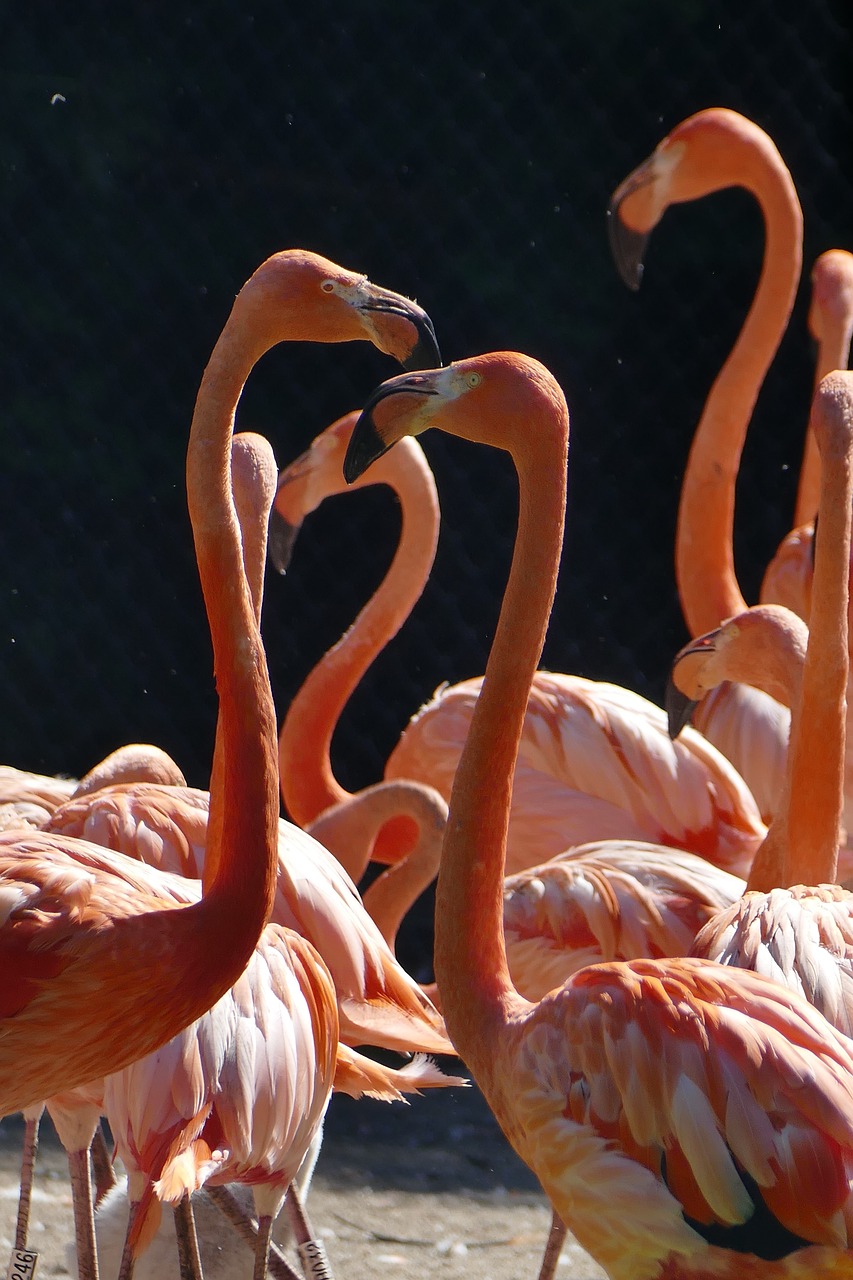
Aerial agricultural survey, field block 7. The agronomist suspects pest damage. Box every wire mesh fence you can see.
[2,0,851,852]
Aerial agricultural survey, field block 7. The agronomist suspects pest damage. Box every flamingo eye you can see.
[321,281,336,294]
[467,372,482,388]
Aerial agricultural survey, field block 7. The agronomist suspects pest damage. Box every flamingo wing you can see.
[503,840,745,1000]
[387,673,766,876]
[693,886,853,1038]
[510,958,853,1278]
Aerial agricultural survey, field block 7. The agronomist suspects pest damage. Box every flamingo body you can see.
[0,832,223,1115]
[386,673,765,876]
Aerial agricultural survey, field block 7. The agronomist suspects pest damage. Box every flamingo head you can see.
[667,604,808,738]
[343,351,568,483]
[608,108,787,290]
[232,249,441,369]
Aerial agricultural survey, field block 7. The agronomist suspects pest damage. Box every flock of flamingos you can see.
[3,104,853,1280]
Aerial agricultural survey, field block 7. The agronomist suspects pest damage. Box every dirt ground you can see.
[0,1074,608,1280]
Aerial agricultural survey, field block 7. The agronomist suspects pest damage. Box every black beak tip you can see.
[664,679,699,740]
[607,203,647,292]
[268,509,300,574]
[343,414,388,484]
[402,317,442,372]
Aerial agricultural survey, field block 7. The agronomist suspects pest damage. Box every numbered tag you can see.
[296,1237,332,1280]
[6,1250,38,1280]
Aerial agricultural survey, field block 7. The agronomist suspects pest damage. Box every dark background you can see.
[2,5,851,881]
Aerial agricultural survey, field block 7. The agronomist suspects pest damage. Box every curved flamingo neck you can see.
[188,323,279,942]
[434,411,568,1080]
[279,445,439,826]
[675,140,803,637]
[306,780,447,945]
[748,380,852,891]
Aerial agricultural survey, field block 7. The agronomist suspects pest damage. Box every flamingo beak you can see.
[267,508,300,574]
[664,679,699,740]
[360,290,442,371]
[344,374,439,484]
[607,170,655,291]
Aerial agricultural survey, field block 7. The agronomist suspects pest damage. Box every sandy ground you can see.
[0,1075,609,1279]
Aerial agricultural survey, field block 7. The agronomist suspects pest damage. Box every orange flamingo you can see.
[344,350,853,1280]
[762,248,853,613]
[273,410,440,872]
[275,411,766,879]
[37,431,455,1275]
[305,778,449,949]
[609,107,799,822]
[0,248,440,1278]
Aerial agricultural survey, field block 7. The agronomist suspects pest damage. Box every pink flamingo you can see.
[274,411,766,880]
[609,106,800,823]
[344,349,853,1280]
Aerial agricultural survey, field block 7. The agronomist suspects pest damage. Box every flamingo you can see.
[343,349,853,1280]
[0,248,441,1280]
[274,410,766,879]
[608,107,799,822]
[762,248,853,611]
[670,373,853,1039]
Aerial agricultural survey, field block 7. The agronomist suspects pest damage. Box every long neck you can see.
[748,407,851,891]
[207,435,274,872]
[279,450,439,825]
[676,153,803,636]
[434,427,567,1081]
[187,331,279,957]
[306,780,447,947]
[794,287,853,526]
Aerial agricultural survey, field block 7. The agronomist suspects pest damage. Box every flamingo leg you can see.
[284,1185,334,1280]
[90,1122,117,1207]
[173,1194,204,1280]
[205,1186,301,1280]
[253,1214,275,1280]
[116,1196,140,1280]
[14,1106,44,1250]
[67,1146,99,1280]
[537,1209,566,1280]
